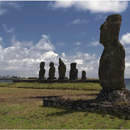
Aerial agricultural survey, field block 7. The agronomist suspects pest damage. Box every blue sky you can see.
[0,1,130,78]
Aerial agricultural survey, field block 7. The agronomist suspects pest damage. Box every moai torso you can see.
[48,62,55,79]
[39,62,46,79]
[81,71,86,80]
[70,63,78,80]
[58,58,66,80]
[99,14,125,90]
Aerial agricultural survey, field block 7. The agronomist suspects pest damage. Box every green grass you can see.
[0,82,102,91]
[0,83,130,129]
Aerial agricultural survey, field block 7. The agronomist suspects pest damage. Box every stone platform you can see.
[97,89,130,102]
[13,79,99,83]
[43,92,130,119]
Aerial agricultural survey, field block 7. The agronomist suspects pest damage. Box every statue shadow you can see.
[45,108,79,117]
[42,96,130,120]
[44,105,129,120]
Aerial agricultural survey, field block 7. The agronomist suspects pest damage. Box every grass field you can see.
[0,82,102,91]
[0,82,130,129]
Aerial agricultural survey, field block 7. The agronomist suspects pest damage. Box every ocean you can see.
[124,79,130,90]
[0,80,13,83]
[0,79,130,90]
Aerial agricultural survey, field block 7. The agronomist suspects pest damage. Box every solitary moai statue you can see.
[39,62,46,79]
[69,63,78,80]
[48,62,56,80]
[58,58,66,80]
[81,71,86,80]
[99,14,125,91]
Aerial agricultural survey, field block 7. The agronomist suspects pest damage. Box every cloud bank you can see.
[1,32,130,78]
[0,34,99,78]
[120,33,130,45]
[0,34,58,77]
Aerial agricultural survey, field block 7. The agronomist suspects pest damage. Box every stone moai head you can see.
[71,63,76,70]
[40,62,45,69]
[49,62,54,68]
[59,58,64,65]
[100,14,122,47]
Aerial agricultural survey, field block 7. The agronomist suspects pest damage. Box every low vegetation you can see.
[0,83,130,129]
[0,82,102,91]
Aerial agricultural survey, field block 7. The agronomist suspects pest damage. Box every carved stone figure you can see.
[69,63,78,80]
[39,62,46,79]
[48,62,56,80]
[99,14,125,91]
[81,71,86,80]
[58,58,66,80]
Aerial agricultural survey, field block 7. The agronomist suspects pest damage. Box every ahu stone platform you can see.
[13,79,99,83]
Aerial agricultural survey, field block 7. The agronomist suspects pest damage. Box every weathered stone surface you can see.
[39,62,46,79]
[97,89,130,102]
[69,63,78,80]
[99,14,125,90]
[43,95,130,119]
[48,62,56,80]
[81,71,86,80]
[58,58,66,80]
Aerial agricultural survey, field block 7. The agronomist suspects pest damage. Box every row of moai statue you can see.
[39,58,86,80]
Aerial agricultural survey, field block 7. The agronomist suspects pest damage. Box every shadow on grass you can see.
[45,109,79,117]
[42,95,130,120]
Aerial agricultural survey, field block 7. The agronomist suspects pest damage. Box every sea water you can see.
[0,80,13,83]
[125,79,130,90]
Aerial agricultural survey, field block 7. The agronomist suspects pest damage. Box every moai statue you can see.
[58,58,66,80]
[81,71,86,80]
[69,63,78,80]
[48,62,56,80]
[99,14,125,92]
[39,62,46,79]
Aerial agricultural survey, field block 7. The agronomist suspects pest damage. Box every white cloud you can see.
[42,51,58,60]
[120,33,130,45]
[0,2,21,16]
[74,46,80,51]
[6,2,20,10]
[0,8,6,15]
[124,56,130,78]
[94,14,106,21]
[0,37,3,43]
[0,34,58,77]
[2,33,130,79]
[0,34,99,78]
[60,52,99,78]
[2,24,15,33]
[69,18,90,25]
[74,59,83,65]
[90,41,99,46]
[50,1,128,13]
[62,52,66,57]
[84,53,96,61]
[74,42,82,46]
[35,35,55,51]
[3,34,130,79]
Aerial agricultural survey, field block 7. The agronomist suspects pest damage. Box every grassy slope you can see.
[0,83,130,129]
